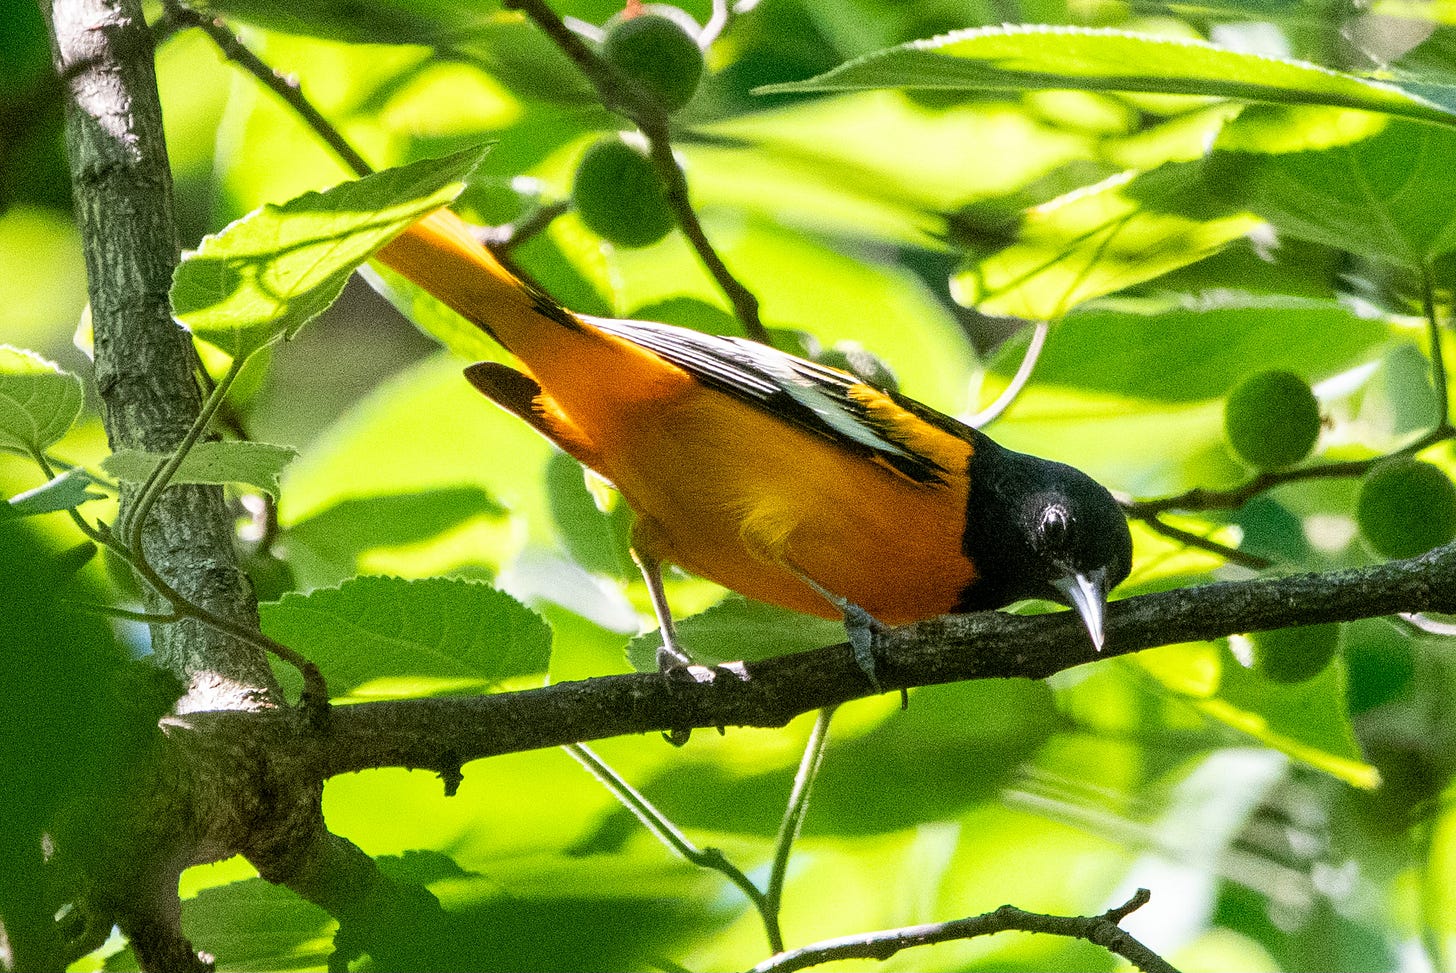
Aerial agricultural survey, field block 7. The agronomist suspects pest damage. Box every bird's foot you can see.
[841,601,888,693]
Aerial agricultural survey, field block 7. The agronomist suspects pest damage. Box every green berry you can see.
[602,11,704,113]
[1249,623,1341,684]
[1224,370,1321,470]
[1356,458,1456,559]
[572,137,675,248]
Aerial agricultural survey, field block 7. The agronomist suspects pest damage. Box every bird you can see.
[373,208,1133,687]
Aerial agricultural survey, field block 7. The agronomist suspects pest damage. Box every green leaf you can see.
[626,596,846,672]
[758,26,1456,127]
[1214,107,1456,268]
[102,441,298,498]
[952,161,1260,318]
[259,576,551,700]
[108,878,336,973]
[285,487,506,567]
[545,451,634,580]
[172,146,488,360]
[1138,641,1379,788]
[196,0,512,51]
[2,468,105,518]
[0,345,84,456]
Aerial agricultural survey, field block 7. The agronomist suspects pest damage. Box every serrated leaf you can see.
[1215,107,1456,268]
[758,26,1456,127]
[626,596,846,672]
[952,161,1260,318]
[102,441,298,498]
[259,576,551,700]
[2,468,105,518]
[172,146,488,360]
[0,346,84,456]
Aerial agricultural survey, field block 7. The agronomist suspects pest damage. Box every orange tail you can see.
[373,207,695,449]
[373,208,578,362]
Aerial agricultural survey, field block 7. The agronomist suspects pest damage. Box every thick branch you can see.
[179,544,1456,777]
[45,0,278,713]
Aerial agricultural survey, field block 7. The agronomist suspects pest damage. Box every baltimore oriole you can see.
[374,208,1133,685]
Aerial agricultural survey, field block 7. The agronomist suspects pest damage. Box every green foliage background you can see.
[5,0,1456,969]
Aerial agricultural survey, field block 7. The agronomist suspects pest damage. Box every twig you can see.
[563,743,776,944]
[968,319,1049,428]
[502,0,769,343]
[122,358,242,550]
[1421,265,1451,431]
[475,198,572,252]
[111,358,328,712]
[747,888,1176,973]
[700,0,732,46]
[1126,511,1273,570]
[160,2,373,179]
[67,601,182,624]
[764,706,835,939]
[1125,426,1456,518]
[1131,282,1454,522]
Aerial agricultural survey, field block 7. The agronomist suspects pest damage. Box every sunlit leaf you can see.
[173,146,488,360]
[1139,642,1379,788]
[2,468,105,518]
[0,346,84,457]
[194,0,502,45]
[285,487,506,568]
[626,596,846,672]
[103,441,299,499]
[104,878,335,973]
[260,575,551,700]
[760,26,1456,127]
[1215,107,1456,267]
[952,162,1260,318]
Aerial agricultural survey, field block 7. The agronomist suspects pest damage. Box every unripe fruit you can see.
[1249,623,1341,684]
[1356,458,1456,559]
[1224,370,1321,470]
[572,137,675,248]
[602,11,704,113]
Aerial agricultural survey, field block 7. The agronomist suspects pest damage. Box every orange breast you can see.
[556,380,976,625]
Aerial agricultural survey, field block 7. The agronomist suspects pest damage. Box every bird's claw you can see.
[842,602,887,693]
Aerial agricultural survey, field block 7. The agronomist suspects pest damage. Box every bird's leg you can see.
[631,546,694,672]
[793,571,889,694]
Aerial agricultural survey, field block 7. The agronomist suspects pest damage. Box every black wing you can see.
[585,315,973,485]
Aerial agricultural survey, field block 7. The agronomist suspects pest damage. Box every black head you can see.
[958,436,1133,649]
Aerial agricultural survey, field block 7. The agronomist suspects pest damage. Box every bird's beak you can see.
[1051,568,1109,651]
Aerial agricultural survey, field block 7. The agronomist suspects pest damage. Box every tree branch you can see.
[44,0,279,714]
[748,888,1175,973]
[169,543,1456,779]
[502,0,769,343]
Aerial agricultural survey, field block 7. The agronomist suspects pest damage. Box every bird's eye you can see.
[1039,504,1070,546]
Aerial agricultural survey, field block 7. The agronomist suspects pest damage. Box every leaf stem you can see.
[968,320,1049,429]
[159,2,373,179]
[123,357,243,553]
